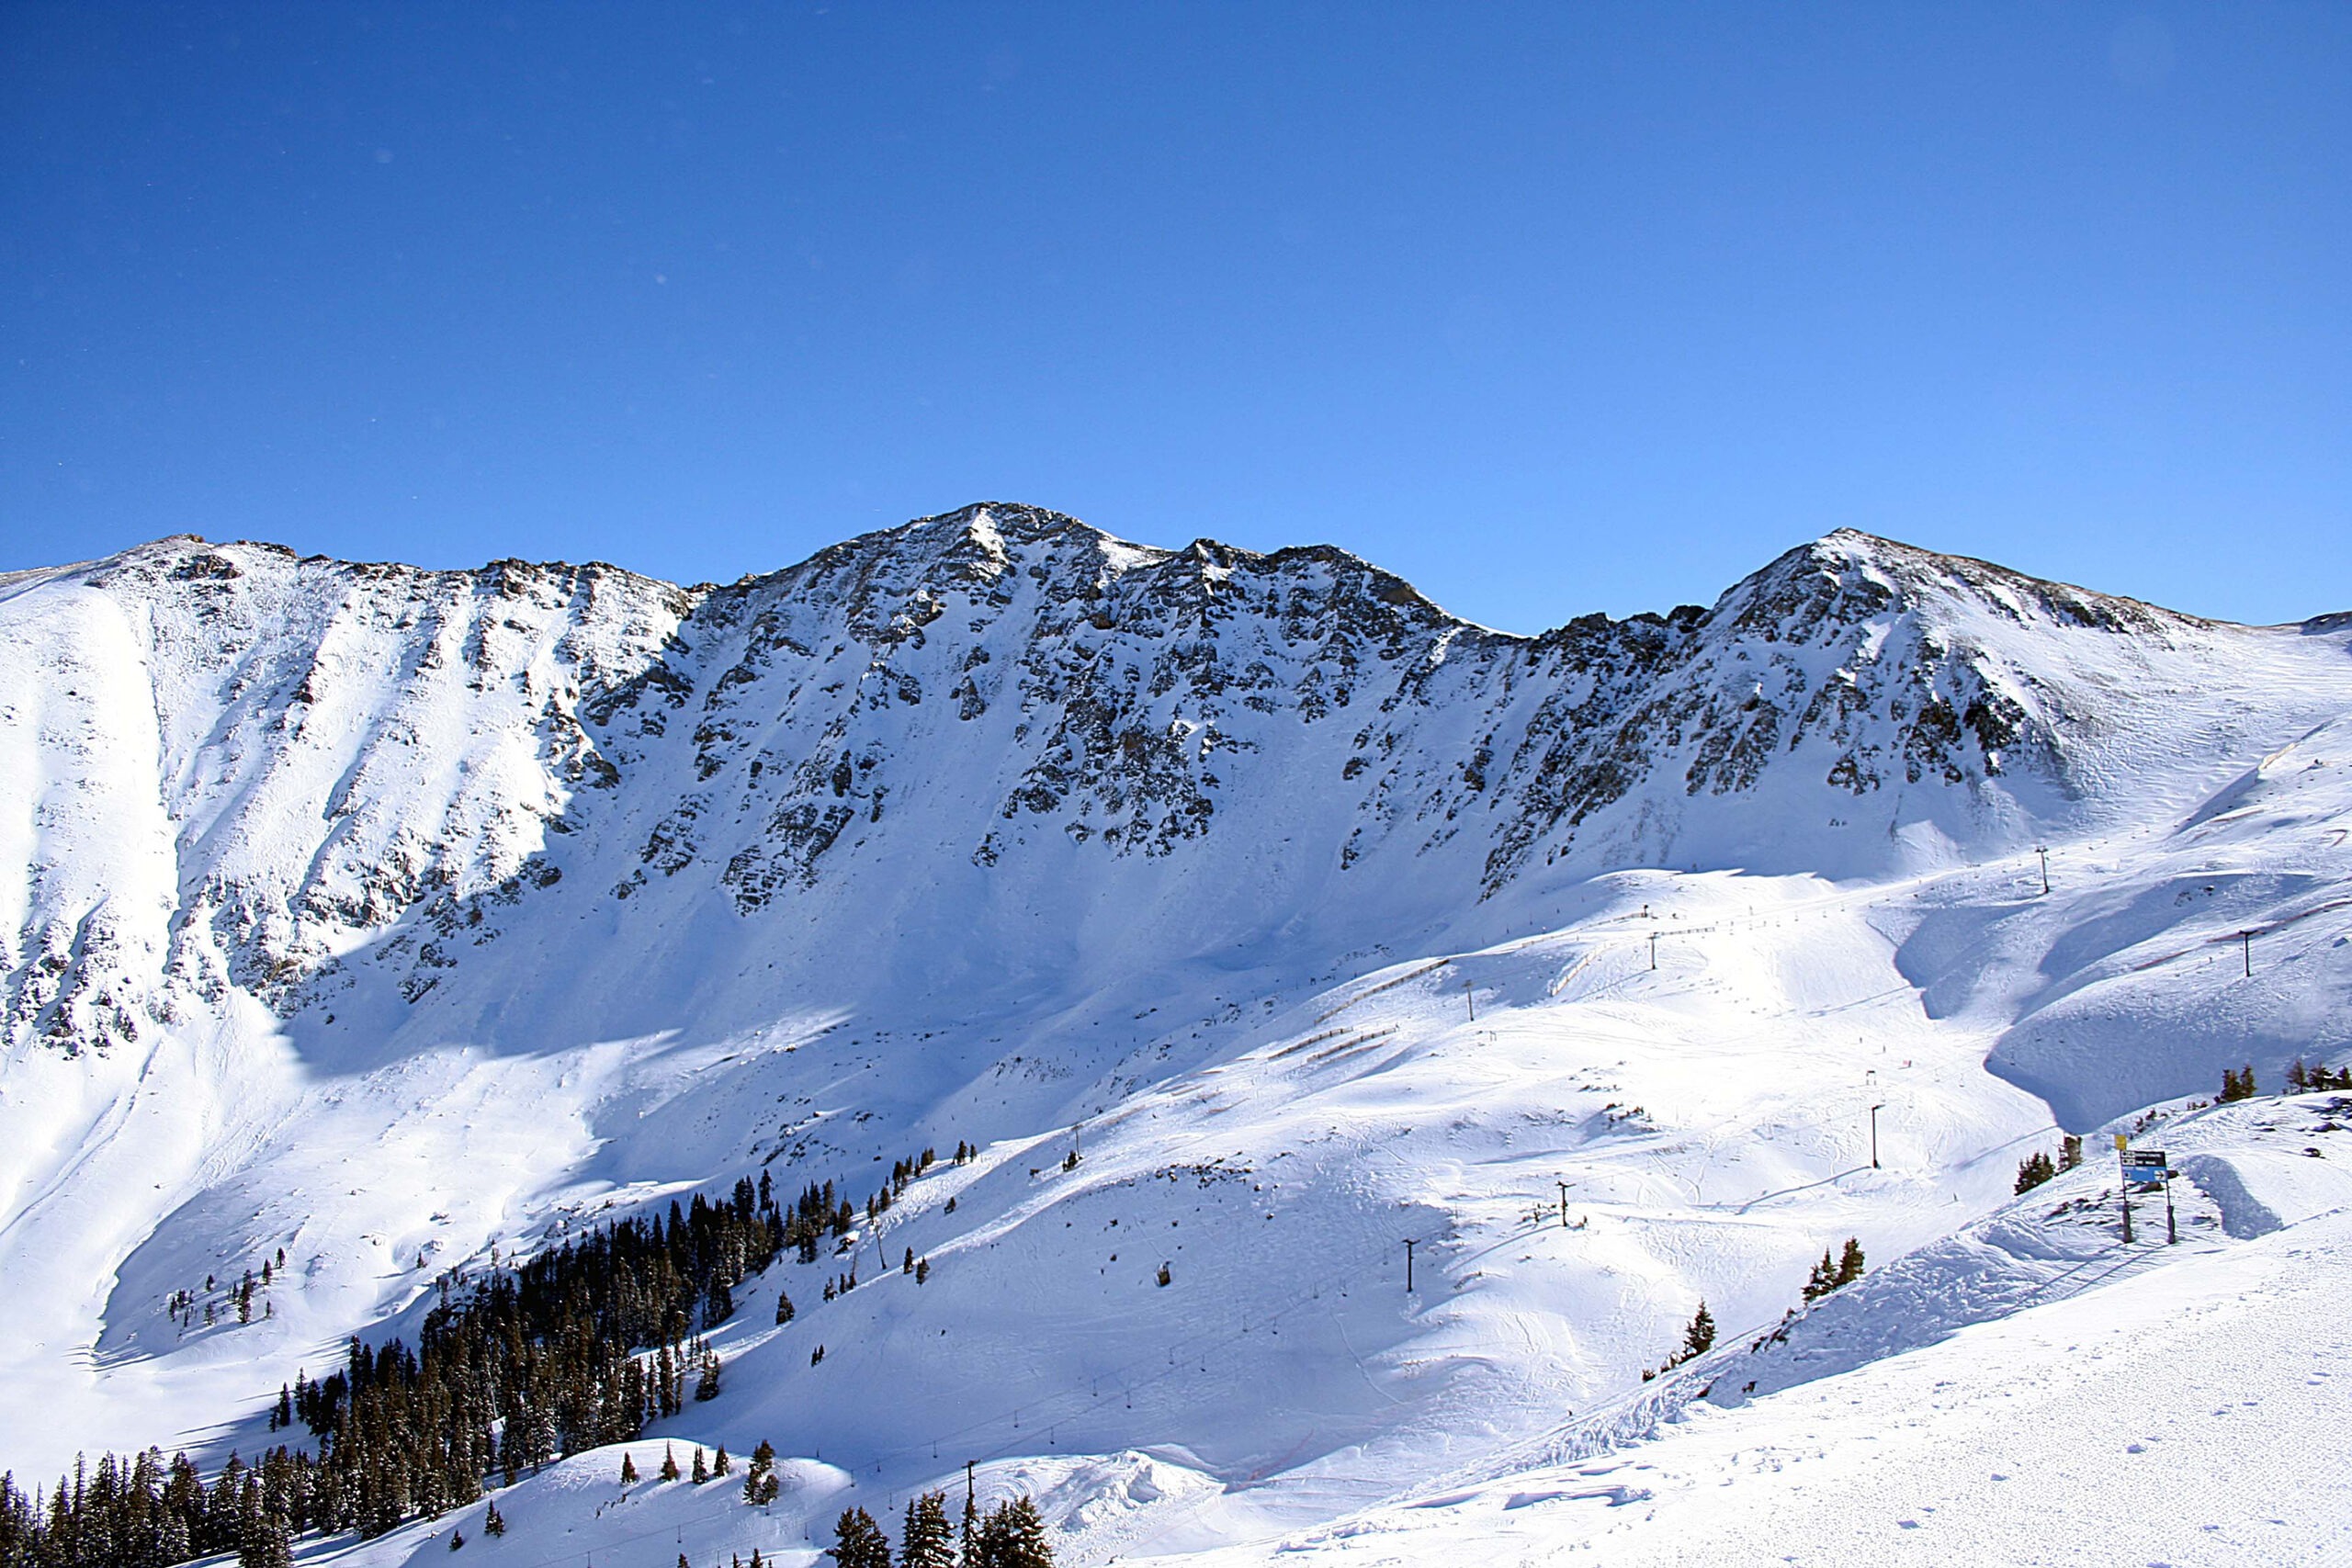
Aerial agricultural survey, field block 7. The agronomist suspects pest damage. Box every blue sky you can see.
[3,3,2346,631]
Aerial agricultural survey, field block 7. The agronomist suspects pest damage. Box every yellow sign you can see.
[2114,1134,2129,1150]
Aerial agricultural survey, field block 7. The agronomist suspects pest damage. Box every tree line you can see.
[821,1488,1054,1567]
[0,1149,947,1568]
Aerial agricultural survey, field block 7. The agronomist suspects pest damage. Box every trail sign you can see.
[2122,1149,2169,1183]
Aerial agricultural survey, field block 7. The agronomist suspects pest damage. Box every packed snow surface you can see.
[2,505,2348,1563]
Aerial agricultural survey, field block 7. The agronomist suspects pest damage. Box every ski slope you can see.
[1150,1094,2352,1568]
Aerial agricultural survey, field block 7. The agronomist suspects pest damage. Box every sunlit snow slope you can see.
[2,505,2347,1564]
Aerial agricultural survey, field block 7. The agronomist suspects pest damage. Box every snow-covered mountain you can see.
[4,504,2348,1563]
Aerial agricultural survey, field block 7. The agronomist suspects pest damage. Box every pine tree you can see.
[236,1508,293,1568]
[713,1444,731,1478]
[695,1348,723,1402]
[974,1496,1053,1567]
[2014,1151,2055,1193]
[661,1445,681,1483]
[775,1289,796,1325]
[1835,1237,1865,1288]
[692,1448,709,1485]
[743,1440,780,1506]
[827,1505,892,1568]
[620,1452,638,1485]
[483,1502,504,1537]
[2060,1134,2083,1170]
[2289,1059,2310,1092]
[901,1490,955,1568]
[1801,1247,1837,1303]
[1680,1302,1715,1361]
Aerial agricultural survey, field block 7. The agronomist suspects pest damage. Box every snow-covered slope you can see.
[1156,1094,2352,1568]
[3,505,2348,1563]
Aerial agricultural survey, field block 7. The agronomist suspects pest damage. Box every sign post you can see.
[2114,1134,2133,1244]
[2118,1142,2174,1245]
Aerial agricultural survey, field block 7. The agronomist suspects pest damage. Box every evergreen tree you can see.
[661,1445,681,1483]
[1680,1302,1715,1361]
[973,1496,1053,1567]
[901,1490,955,1568]
[742,1441,780,1506]
[827,1505,892,1568]
[483,1501,505,1537]
[713,1444,731,1478]
[693,1448,709,1485]
[695,1348,723,1402]
[775,1289,796,1325]
[2014,1151,2055,1193]
[2060,1134,2083,1170]
[237,1508,293,1568]
[1835,1237,1865,1288]
[620,1452,639,1485]
[1801,1247,1837,1303]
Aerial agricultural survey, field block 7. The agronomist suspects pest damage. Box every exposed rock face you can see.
[0,505,2248,1054]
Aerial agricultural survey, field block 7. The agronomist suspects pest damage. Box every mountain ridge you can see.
[0,505,2329,1068]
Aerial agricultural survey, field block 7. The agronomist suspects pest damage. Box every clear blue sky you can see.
[4,3,2346,631]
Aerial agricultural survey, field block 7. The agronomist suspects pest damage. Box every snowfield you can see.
[2,505,2348,1564]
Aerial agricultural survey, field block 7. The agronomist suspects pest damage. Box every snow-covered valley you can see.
[3,504,2348,1564]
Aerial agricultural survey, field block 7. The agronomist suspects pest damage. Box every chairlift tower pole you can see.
[2036,846,2050,896]
[1403,1237,1417,1295]
[1557,1179,1570,1229]
[1870,1103,1885,1169]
